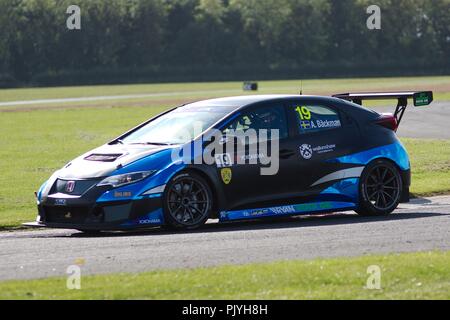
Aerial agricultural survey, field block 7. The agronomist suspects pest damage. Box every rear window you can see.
[291,105,342,134]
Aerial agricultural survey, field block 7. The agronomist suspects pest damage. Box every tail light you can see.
[375,113,398,131]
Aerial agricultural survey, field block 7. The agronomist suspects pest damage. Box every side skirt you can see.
[219,201,357,221]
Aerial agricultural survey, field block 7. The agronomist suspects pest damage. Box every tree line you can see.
[0,0,448,87]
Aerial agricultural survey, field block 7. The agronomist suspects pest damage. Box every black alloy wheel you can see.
[356,159,402,216]
[163,172,212,229]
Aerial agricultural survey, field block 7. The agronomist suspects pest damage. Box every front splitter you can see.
[22,221,159,231]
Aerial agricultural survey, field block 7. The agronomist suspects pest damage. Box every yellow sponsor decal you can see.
[221,168,232,185]
[114,191,132,198]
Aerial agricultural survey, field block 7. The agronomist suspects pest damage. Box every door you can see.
[215,102,292,210]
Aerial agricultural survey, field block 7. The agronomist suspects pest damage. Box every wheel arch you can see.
[366,156,403,172]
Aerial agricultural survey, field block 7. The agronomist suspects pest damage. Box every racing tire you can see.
[163,171,213,230]
[356,159,402,216]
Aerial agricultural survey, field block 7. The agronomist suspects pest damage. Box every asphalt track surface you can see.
[0,196,449,281]
[372,101,450,139]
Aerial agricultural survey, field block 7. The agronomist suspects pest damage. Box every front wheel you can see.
[163,172,213,230]
[356,159,402,216]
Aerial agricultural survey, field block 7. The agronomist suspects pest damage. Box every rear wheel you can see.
[356,159,402,216]
[163,172,213,230]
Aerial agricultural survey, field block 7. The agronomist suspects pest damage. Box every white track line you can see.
[0,89,241,107]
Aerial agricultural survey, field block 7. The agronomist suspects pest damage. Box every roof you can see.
[183,94,339,110]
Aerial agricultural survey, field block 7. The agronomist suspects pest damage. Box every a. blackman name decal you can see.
[316,119,341,129]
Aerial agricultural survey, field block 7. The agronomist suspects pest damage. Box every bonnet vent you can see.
[84,154,123,162]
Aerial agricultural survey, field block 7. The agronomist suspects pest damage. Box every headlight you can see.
[97,171,156,188]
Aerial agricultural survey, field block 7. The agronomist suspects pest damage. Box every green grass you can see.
[0,251,448,299]
[0,76,449,229]
[402,139,450,196]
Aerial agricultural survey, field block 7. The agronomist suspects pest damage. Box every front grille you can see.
[54,179,101,196]
[44,206,89,224]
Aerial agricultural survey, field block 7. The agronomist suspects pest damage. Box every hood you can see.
[57,143,169,179]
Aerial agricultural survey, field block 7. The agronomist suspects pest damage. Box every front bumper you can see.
[26,179,165,230]
[36,198,163,230]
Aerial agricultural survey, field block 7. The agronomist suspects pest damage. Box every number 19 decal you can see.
[295,106,311,120]
[215,153,232,168]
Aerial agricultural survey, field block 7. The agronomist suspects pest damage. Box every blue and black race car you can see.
[25,91,433,232]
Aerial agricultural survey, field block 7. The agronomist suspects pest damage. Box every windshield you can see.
[121,105,236,145]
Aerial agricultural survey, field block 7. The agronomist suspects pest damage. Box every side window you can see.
[292,105,341,134]
[223,106,288,140]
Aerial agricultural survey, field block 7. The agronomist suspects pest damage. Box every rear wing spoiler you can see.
[332,91,433,125]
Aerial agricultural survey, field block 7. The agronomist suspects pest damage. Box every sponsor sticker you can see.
[299,144,313,159]
[299,144,336,159]
[221,201,354,221]
[313,144,336,154]
[139,218,161,224]
[55,198,67,206]
[413,92,432,106]
[272,205,296,214]
[220,168,232,185]
[114,191,132,198]
[240,153,266,162]
[248,209,270,216]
